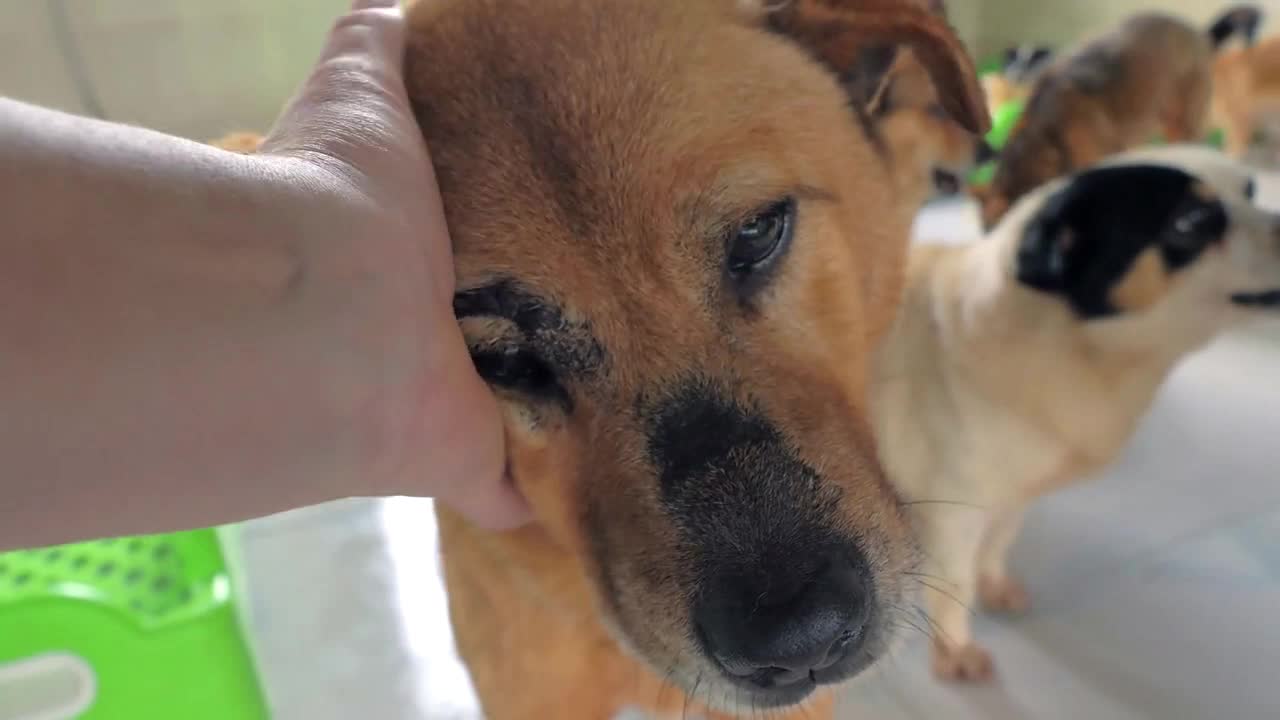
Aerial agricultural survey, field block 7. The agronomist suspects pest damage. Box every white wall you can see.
[8,0,1265,138]
[969,0,1280,58]
[0,0,347,140]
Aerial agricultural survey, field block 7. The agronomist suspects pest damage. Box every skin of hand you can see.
[259,0,530,527]
[0,0,529,550]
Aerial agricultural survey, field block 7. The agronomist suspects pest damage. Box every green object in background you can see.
[969,99,1026,186]
[0,529,267,720]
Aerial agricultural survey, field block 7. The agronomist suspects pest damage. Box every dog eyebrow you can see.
[453,279,606,377]
[454,279,559,335]
[793,185,840,204]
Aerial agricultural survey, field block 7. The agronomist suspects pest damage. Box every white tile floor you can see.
[239,193,1280,720]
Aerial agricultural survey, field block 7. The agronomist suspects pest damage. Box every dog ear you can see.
[1002,45,1020,70]
[764,0,990,135]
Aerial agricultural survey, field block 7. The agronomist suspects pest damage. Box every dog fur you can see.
[872,0,996,204]
[872,144,1279,682]
[1213,32,1280,160]
[212,2,986,713]
[981,44,1054,120]
[378,1,988,718]
[878,49,996,203]
[975,7,1262,230]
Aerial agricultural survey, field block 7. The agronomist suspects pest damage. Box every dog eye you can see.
[1165,204,1226,262]
[727,199,795,276]
[1172,207,1220,237]
[472,346,568,408]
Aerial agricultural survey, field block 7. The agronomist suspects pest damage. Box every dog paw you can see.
[931,641,995,683]
[979,573,1030,614]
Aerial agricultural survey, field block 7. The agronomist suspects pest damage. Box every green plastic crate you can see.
[0,529,267,719]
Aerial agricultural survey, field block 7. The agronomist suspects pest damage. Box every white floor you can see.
[237,194,1280,720]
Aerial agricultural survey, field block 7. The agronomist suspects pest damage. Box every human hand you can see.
[257,0,530,529]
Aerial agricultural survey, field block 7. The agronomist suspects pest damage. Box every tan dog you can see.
[981,44,1054,119]
[977,7,1261,230]
[214,3,985,714]
[873,144,1279,682]
[879,49,997,204]
[1213,33,1280,159]
[873,0,996,204]
[396,1,986,718]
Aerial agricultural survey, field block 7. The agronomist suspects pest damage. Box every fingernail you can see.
[351,0,398,9]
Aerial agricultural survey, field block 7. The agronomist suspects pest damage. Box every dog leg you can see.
[1226,113,1255,160]
[918,512,994,683]
[976,506,1029,614]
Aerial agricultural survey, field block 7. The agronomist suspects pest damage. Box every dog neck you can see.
[874,227,1194,480]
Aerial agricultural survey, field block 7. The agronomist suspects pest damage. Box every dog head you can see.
[1001,44,1054,84]
[878,51,997,203]
[1008,145,1280,340]
[406,0,985,711]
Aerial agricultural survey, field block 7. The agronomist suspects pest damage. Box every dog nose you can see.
[975,138,998,164]
[695,551,871,689]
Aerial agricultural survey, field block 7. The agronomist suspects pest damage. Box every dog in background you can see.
[873,144,1279,682]
[877,44,998,203]
[982,44,1054,118]
[975,6,1262,230]
[1212,26,1280,160]
[869,0,997,205]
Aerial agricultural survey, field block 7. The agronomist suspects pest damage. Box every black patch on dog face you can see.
[454,279,606,410]
[1002,44,1054,82]
[1016,165,1229,319]
[645,379,846,585]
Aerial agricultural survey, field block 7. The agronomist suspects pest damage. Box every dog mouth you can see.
[693,603,885,710]
[700,631,882,710]
[1230,288,1280,308]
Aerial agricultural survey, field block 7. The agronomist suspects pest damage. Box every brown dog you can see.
[981,44,1055,120]
[1213,33,1280,159]
[873,0,996,205]
[976,7,1261,230]
[878,49,997,204]
[403,1,984,718]
[214,2,985,715]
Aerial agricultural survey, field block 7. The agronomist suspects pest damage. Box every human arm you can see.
[0,0,529,550]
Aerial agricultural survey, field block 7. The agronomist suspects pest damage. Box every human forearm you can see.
[0,98,403,548]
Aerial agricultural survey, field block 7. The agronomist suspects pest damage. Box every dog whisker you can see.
[909,575,974,615]
[683,672,702,720]
[913,603,956,647]
[654,654,680,713]
[899,498,985,510]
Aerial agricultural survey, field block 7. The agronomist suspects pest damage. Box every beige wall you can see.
[7,0,1267,138]
[0,0,347,140]
[969,0,1280,59]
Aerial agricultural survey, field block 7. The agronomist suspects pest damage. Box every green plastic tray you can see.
[0,529,267,719]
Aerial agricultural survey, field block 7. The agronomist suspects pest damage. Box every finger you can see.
[262,3,410,169]
[431,380,534,531]
[438,470,534,532]
[417,319,533,531]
